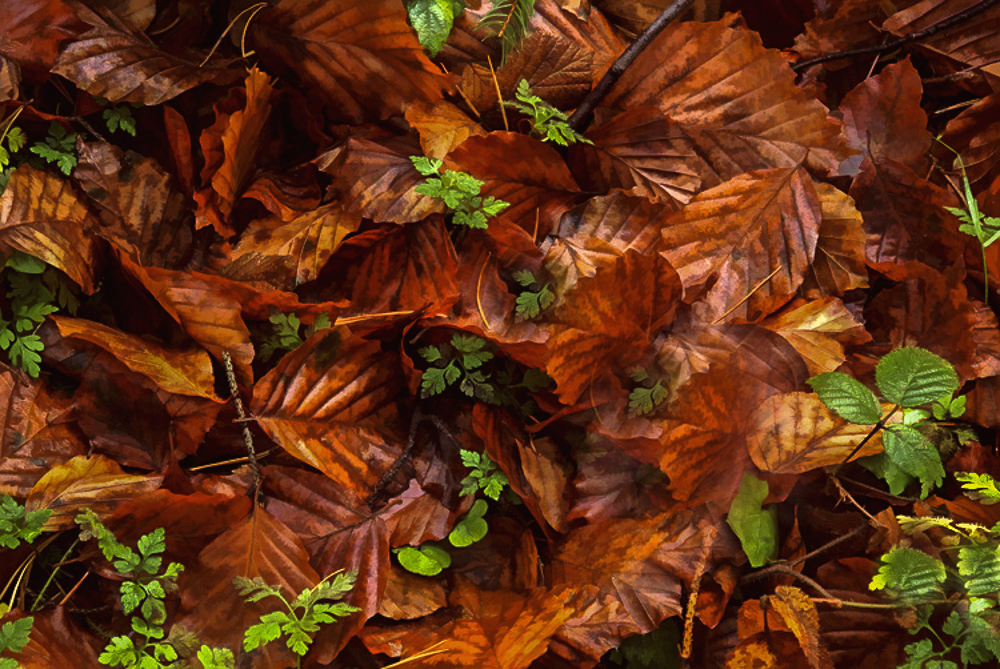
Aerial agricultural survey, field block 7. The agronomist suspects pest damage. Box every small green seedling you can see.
[419,333,496,401]
[394,544,452,577]
[512,269,554,320]
[234,571,359,664]
[103,106,137,137]
[0,494,51,550]
[448,498,489,548]
[938,139,1000,305]
[0,251,80,377]
[808,346,962,498]
[627,367,669,416]
[29,122,77,175]
[410,156,510,229]
[502,79,593,147]
[258,311,332,362]
[0,120,25,194]
[459,449,509,500]
[0,616,34,669]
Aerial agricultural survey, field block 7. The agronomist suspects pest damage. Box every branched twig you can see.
[567,0,698,132]
[792,0,1000,73]
[223,351,261,504]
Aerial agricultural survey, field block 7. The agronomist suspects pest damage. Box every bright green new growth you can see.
[449,498,489,548]
[726,473,778,568]
[1,251,79,377]
[956,472,1000,506]
[459,449,509,500]
[410,156,510,229]
[808,346,961,498]
[0,122,25,194]
[477,0,536,63]
[29,122,77,175]
[938,139,1000,305]
[234,571,359,660]
[406,0,465,56]
[513,269,554,320]
[0,616,34,669]
[870,546,946,603]
[627,367,669,416]
[502,79,593,147]
[395,544,452,577]
[0,494,51,550]
[259,311,332,361]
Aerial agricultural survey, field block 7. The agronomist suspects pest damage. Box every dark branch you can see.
[567,0,698,132]
[792,0,1000,73]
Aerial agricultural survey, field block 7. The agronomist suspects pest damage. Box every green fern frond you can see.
[477,0,536,63]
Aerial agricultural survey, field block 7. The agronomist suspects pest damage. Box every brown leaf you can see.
[73,141,193,268]
[661,168,821,322]
[658,329,808,503]
[51,5,234,104]
[747,393,890,475]
[839,58,931,174]
[761,297,870,376]
[323,135,446,223]
[938,91,1000,190]
[251,328,405,496]
[849,158,966,280]
[0,366,86,497]
[447,132,583,237]
[329,218,460,315]
[53,315,219,399]
[800,182,869,298]
[965,375,1000,428]
[378,564,447,620]
[0,0,85,77]
[602,15,852,181]
[362,577,578,669]
[178,507,318,668]
[0,165,100,293]
[249,0,449,123]
[194,66,275,237]
[883,0,1000,70]
[4,607,102,668]
[570,106,702,206]
[545,250,683,404]
[25,453,163,529]
[406,99,487,161]
[230,202,360,290]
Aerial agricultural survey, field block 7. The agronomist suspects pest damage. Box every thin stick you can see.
[222,351,261,503]
[488,55,508,131]
[792,0,1000,73]
[476,253,493,331]
[712,264,782,324]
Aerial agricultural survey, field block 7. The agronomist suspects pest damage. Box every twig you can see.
[790,523,868,567]
[829,473,879,526]
[742,563,836,599]
[567,0,698,132]
[792,0,1000,73]
[222,351,261,504]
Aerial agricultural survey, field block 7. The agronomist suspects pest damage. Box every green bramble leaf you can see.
[807,372,882,424]
[870,546,946,603]
[956,472,1000,505]
[726,473,778,568]
[875,347,959,407]
[882,424,945,498]
[396,545,452,576]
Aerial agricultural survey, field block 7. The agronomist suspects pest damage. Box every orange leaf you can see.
[0,165,100,293]
[194,66,275,237]
[545,250,682,404]
[74,141,193,268]
[661,168,821,322]
[51,4,234,104]
[231,202,361,290]
[53,315,220,400]
[602,15,852,180]
[251,328,405,495]
[839,58,931,173]
[800,182,869,298]
[4,607,102,668]
[406,100,487,161]
[25,453,163,529]
[249,0,449,123]
[746,393,889,475]
[0,0,84,77]
[761,297,870,376]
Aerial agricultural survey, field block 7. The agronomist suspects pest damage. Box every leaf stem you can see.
[833,403,901,475]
